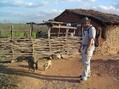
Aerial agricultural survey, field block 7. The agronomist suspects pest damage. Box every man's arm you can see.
[88,38,94,48]
[79,27,83,52]
[87,27,96,51]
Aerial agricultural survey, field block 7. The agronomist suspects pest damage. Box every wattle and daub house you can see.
[54,9,119,55]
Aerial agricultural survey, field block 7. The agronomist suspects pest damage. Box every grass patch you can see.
[31,32,37,39]
[0,23,48,39]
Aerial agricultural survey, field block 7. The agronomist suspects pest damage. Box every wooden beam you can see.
[49,21,65,24]
[52,26,77,29]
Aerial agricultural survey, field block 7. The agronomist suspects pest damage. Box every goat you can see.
[26,56,38,72]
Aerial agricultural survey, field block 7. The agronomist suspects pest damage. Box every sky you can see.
[0,0,119,23]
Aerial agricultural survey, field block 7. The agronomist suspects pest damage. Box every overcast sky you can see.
[0,0,119,23]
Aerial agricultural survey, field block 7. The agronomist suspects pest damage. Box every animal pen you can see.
[0,21,80,62]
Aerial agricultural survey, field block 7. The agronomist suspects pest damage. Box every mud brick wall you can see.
[95,26,119,56]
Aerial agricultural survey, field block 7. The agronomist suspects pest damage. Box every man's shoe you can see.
[80,77,88,81]
[79,75,83,78]
[87,75,90,78]
[79,75,90,78]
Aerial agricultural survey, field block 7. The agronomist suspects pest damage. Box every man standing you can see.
[80,17,96,81]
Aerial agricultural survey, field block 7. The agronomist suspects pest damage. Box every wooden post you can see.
[10,25,13,39]
[58,24,61,37]
[10,25,15,63]
[48,26,51,52]
[73,29,76,37]
[29,23,35,60]
[11,45,15,63]
[29,24,33,39]
[65,28,69,54]
[65,28,69,39]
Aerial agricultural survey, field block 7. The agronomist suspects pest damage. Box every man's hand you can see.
[79,48,81,52]
[86,39,94,54]
[88,38,94,48]
[78,44,82,52]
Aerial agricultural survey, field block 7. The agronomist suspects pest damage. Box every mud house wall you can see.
[96,25,119,55]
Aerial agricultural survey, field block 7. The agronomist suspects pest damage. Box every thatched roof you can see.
[55,9,119,25]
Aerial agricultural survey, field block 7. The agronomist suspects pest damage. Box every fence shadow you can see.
[0,64,80,83]
[0,59,119,83]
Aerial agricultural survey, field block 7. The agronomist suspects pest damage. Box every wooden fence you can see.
[0,24,81,62]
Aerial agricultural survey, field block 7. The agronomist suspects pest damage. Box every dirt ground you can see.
[0,55,119,89]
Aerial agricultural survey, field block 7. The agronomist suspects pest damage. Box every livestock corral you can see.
[0,22,80,63]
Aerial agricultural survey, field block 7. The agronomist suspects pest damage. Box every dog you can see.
[43,53,63,71]
[50,53,63,60]
[16,56,26,62]
[43,56,52,71]
[26,56,38,72]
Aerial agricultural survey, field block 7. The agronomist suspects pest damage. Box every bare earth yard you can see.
[0,55,119,89]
